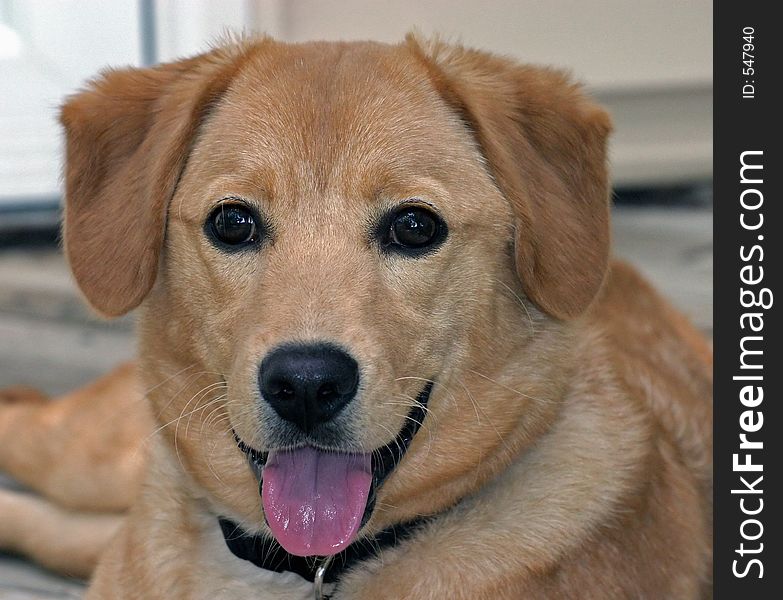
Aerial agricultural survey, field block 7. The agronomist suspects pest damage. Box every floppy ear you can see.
[60,43,255,317]
[409,36,612,320]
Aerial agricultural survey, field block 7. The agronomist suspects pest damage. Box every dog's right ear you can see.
[60,43,255,317]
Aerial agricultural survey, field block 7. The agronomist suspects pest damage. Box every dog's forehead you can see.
[191,41,474,200]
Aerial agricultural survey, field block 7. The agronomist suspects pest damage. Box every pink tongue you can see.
[262,447,372,556]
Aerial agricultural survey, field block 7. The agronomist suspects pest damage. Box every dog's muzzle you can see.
[234,380,434,557]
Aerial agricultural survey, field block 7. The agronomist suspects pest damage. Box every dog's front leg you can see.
[0,362,150,512]
[0,487,123,578]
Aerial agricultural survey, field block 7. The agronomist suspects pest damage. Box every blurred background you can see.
[0,0,711,595]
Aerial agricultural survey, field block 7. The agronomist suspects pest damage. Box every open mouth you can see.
[234,381,433,557]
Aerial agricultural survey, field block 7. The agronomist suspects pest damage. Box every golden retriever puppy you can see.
[0,35,712,599]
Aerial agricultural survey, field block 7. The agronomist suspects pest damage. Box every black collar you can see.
[218,516,425,584]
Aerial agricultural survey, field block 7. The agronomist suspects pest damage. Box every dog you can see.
[0,34,712,599]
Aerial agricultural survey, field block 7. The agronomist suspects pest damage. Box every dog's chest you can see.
[194,516,333,599]
[192,559,315,599]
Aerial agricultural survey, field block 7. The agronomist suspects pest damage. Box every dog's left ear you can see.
[410,36,612,320]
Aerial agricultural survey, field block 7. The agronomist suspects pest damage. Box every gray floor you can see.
[0,205,712,596]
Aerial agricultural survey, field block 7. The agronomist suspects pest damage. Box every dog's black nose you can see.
[259,344,359,433]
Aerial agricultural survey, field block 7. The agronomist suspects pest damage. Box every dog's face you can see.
[60,37,611,556]
[167,42,511,450]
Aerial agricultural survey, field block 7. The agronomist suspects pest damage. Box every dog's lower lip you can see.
[233,380,434,527]
[233,434,268,480]
[369,381,434,486]
[361,380,434,527]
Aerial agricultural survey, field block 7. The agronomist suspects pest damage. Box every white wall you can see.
[263,0,711,91]
[0,0,712,208]
[0,0,141,205]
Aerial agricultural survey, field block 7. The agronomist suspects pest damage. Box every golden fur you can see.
[0,35,712,599]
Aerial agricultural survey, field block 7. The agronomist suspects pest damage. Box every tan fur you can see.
[0,36,711,599]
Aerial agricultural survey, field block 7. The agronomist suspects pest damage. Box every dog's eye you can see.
[207,203,258,248]
[385,206,446,254]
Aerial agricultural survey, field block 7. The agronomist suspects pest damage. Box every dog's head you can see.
[61,36,610,556]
